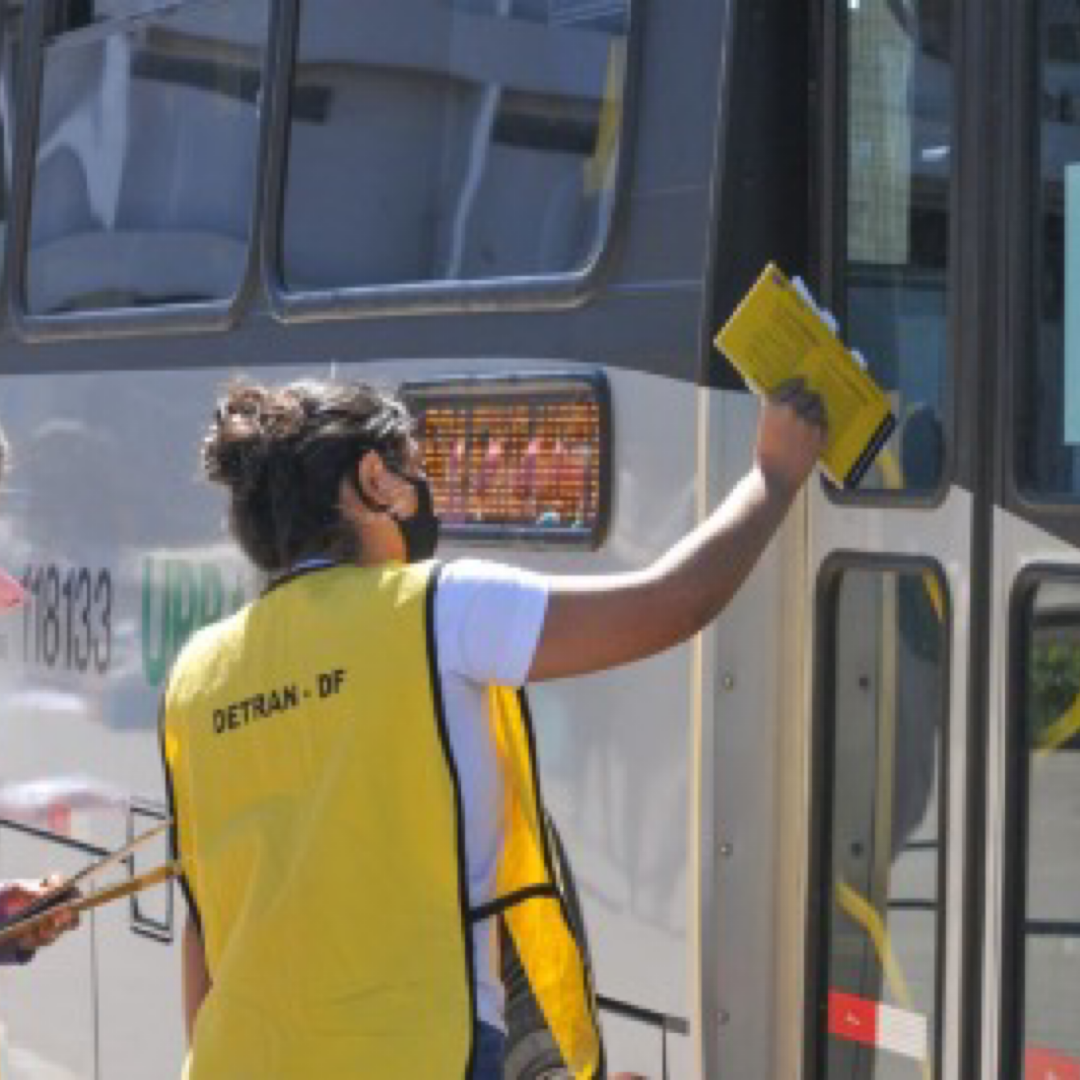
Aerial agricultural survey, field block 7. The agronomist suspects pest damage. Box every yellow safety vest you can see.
[161,561,602,1079]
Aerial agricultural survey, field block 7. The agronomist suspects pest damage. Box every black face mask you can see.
[389,470,440,563]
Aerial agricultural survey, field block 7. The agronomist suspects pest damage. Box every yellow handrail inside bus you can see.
[876,445,945,623]
[1035,691,1080,754]
[584,40,626,193]
[835,879,932,1080]
[835,438,936,1078]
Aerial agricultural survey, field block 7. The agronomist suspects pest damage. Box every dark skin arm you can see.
[182,913,211,1042]
[346,380,826,682]
[529,383,826,681]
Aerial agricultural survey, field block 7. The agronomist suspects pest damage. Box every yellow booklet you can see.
[714,264,895,489]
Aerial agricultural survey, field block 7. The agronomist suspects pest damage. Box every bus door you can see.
[993,1,1080,1078]
[803,2,964,1079]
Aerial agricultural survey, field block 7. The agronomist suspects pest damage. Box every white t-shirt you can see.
[434,558,549,1033]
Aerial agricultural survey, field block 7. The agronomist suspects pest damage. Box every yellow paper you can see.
[714,264,895,489]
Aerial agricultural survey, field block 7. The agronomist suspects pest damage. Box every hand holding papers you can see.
[714,264,895,489]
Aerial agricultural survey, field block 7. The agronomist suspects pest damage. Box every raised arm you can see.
[528,383,825,682]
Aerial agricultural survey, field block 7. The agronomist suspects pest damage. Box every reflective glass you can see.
[0,3,23,273]
[1017,3,1080,495]
[46,0,189,32]
[842,0,953,493]
[1015,581,1080,1074]
[280,0,630,292]
[26,0,269,315]
[818,567,946,1079]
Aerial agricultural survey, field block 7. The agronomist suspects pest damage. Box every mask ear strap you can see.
[379,464,422,522]
[349,447,395,515]
[354,483,392,515]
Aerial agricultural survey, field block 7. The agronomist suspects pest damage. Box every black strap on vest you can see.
[467,883,560,924]
[424,562,478,1080]
[157,694,203,938]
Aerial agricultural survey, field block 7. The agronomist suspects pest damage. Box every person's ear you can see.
[355,450,391,513]
[355,449,414,515]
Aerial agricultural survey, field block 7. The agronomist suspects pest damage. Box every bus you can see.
[0,0,1074,1077]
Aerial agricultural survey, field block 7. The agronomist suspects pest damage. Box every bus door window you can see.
[840,0,954,495]
[813,564,947,1079]
[25,0,271,315]
[1009,579,1080,1077]
[1016,2,1080,496]
[279,0,630,293]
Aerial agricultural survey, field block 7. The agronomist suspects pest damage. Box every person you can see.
[0,427,79,958]
[161,376,826,1079]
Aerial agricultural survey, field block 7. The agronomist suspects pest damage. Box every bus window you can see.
[1016,3,1080,497]
[0,4,20,263]
[840,0,953,495]
[1008,579,1080,1076]
[23,0,270,316]
[278,0,630,295]
[812,564,947,1078]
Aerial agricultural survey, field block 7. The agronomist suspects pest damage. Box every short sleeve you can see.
[434,559,549,687]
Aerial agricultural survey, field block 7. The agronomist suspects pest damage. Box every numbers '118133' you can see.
[21,564,112,674]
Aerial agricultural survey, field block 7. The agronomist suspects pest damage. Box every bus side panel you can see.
[0,361,701,1075]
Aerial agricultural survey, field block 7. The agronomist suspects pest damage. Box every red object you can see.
[46,805,72,837]
[0,568,26,608]
[828,990,879,1048]
[1026,1047,1080,1080]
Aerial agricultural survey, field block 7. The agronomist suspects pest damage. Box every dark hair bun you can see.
[203,377,414,572]
[203,382,306,497]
